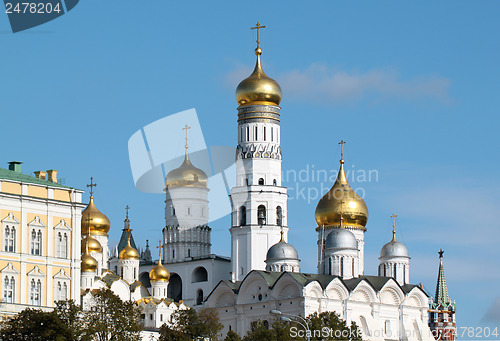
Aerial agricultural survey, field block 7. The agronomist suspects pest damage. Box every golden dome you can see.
[81,234,102,253]
[236,47,282,107]
[149,258,170,282]
[81,247,98,272]
[81,197,111,236]
[166,150,208,188]
[119,236,139,260]
[315,159,369,230]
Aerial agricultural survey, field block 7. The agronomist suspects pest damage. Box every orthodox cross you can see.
[182,124,191,149]
[251,22,266,47]
[87,177,97,197]
[391,213,397,240]
[339,140,346,160]
[439,248,444,258]
[157,240,163,259]
[125,205,130,220]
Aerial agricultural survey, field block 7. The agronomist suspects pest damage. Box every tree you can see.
[242,320,274,341]
[82,289,142,341]
[54,299,87,339]
[224,330,242,341]
[306,311,362,341]
[159,307,223,341]
[0,308,74,341]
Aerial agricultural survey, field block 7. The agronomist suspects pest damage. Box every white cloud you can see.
[225,63,452,104]
[280,64,451,103]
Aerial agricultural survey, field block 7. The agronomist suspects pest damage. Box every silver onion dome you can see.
[325,228,358,250]
[266,241,299,261]
[380,240,409,258]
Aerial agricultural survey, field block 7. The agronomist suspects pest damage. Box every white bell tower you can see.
[230,23,288,281]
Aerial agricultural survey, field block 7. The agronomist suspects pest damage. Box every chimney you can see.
[8,161,22,173]
[47,170,58,183]
[34,171,47,180]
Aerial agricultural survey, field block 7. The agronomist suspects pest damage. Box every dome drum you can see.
[237,105,281,124]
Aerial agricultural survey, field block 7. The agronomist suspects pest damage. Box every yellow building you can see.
[0,161,85,317]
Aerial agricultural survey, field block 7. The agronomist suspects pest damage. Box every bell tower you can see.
[230,23,288,281]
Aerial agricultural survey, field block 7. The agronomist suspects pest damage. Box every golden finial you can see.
[87,177,97,198]
[182,124,191,150]
[338,140,346,164]
[125,205,130,220]
[251,22,266,50]
[156,240,164,264]
[391,213,397,241]
[280,227,284,242]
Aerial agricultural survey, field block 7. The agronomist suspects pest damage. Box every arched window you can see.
[171,205,176,216]
[246,126,249,141]
[273,179,277,186]
[196,289,204,305]
[62,233,68,258]
[394,264,397,278]
[239,206,246,226]
[276,206,283,226]
[31,279,41,306]
[258,178,264,185]
[263,126,266,141]
[31,229,42,255]
[328,257,332,275]
[62,282,67,301]
[257,205,266,225]
[192,267,208,283]
[57,282,62,301]
[4,226,15,252]
[340,257,344,277]
[245,178,249,186]
[3,276,14,303]
[255,126,258,140]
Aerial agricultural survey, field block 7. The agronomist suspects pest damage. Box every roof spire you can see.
[434,249,451,306]
[391,213,397,241]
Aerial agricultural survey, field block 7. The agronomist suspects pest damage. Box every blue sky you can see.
[1,0,499,331]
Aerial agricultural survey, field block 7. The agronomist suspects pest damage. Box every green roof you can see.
[0,167,77,190]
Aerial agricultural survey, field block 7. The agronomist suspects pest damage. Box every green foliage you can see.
[224,330,242,341]
[0,290,142,341]
[82,289,142,341]
[0,308,74,341]
[306,311,362,340]
[241,311,362,341]
[159,307,223,341]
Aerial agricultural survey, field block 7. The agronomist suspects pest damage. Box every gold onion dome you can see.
[81,246,98,272]
[81,234,102,253]
[315,159,369,230]
[166,150,208,188]
[119,236,139,260]
[235,47,282,107]
[149,259,170,282]
[81,197,111,236]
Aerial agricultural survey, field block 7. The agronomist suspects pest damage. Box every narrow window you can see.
[271,127,273,141]
[173,249,175,259]
[328,258,332,275]
[62,233,68,258]
[273,179,277,186]
[258,178,264,185]
[239,206,246,226]
[63,282,67,300]
[196,289,204,305]
[255,126,258,140]
[264,126,266,141]
[257,205,266,225]
[188,249,191,257]
[3,276,14,303]
[340,257,344,277]
[245,178,249,186]
[276,206,283,226]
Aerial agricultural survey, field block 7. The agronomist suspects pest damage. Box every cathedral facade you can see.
[0,24,457,341]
